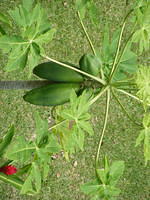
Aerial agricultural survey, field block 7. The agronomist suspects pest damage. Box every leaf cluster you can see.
[53,90,94,158]
[0,0,56,73]
[81,157,125,200]
[2,112,60,194]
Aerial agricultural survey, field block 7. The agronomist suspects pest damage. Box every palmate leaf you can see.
[0,0,55,72]
[132,3,150,53]
[56,90,94,154]
[81,158,124,200]
[136,66,150,110]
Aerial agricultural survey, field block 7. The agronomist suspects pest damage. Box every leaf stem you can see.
[109,9,133,82]
[112,89,142,127]
[77,11,96,56]
[41,55,106,85]
[77,11,104,80]
[95,89,110,167]
[90,86,109,105]
[48,120,67,131]
[116,89,150,106]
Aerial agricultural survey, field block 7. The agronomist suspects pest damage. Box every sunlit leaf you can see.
[136,66,150,110]
[5,136,35,164]
[0,125,14,157]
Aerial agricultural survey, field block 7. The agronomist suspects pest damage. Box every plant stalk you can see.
[95,89,110,168]
[0,80,53,90]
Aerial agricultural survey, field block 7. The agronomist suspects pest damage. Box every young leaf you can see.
[0,125,14,157]
[108,161,125,186]
[81,158,124,199]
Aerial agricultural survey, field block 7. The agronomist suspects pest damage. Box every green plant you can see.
[0,0,149,199]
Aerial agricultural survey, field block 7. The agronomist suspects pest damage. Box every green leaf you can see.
[136,127,150,165]
[20,163,41,194]
[0,125,14,157]
[96,156,109,184]
[46,134,61,153]
[136,66,150,110]
[87,1,99,25]
[80,179,101,195]
[135,130,145,147]
[27,43,41,75]
[0,13,12,27]
[0,35,27,53]
[132,4,150,53]
[9,7,25,27]
[16,164,32,176]
[109,161,125,186]
[34,28,56,45]
[0,173,24,190]
[0,25,6,35]
[76,0,89,19]
[56,90,93,155]
[5,47,28,71]
[114,49,138,81]
[22,0,34,11]
[143,112,150,128]
[96,169,107,184]
[21,162,41,194]
[5,136,35,163]
[34,112,49,145]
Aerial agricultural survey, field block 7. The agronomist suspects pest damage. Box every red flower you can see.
[0,165,17,175]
